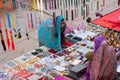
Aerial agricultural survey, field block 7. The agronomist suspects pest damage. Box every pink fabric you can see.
[64,27,74,34]
[94,36,106,53]
[87,41,117,80]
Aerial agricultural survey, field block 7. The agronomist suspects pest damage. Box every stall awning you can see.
[92,8,120,31]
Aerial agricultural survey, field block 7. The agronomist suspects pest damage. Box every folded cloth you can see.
[63,50,71,55]
[55,75,67,80]
[63,41,73,46]
[56,52,64,56]
[73,37,82,41]
[48,48,58,54]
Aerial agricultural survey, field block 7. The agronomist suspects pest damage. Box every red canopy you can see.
[92,8,120,31]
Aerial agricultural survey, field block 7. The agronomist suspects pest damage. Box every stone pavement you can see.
[0,1,119,65]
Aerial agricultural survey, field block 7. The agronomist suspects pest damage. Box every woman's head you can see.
[56,16,66,27]
[61,19,66,28]
[94,36,106,53]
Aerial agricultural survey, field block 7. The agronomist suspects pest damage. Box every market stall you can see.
[92,8,120,31]
[0,25,108,80]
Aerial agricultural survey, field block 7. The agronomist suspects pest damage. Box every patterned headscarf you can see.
[94,36,106,53]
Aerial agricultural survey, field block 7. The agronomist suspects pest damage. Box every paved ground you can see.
[0,0,119,65]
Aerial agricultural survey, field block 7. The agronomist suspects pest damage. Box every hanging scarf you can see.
[0,0,3,9]
[28,0,32,10]
[34,11,37,29]
[2,11,10,51]
[6,12,15,50]
[33,0,37,10]
[10,0,13,10]
[0,30,6,51]
[38,11,41,25]
[14,13,22,39]
[37,0,40,10]
[10,30,15,50]
[0,16,6,51]
[27,13,31,29]
[11,12,17,29]
[6,12,12,29]
[30,13,34,29]
[12,0,17,10]
[48,0,51,9]
[40,0,44,23]
[17,0,21,9]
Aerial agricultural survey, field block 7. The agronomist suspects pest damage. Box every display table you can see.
[1,25,119,80]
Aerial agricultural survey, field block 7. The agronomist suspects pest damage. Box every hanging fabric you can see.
[66,10,68,21]
[27,13,31,29]
[0,0,3,9]
[38,11,41,25]
[14,13,22,39]
[61,10,63,15]
[33,0,37,10]
[30,13,34,29]
[51,0,53,9]
[10,30,15,50]
[54,0,56,9]
[0,15,6,51]
[71,10,74,20]
[48,0,51,9]
[17,0,21,10]
[37,0,40,10]
[40,0,44,23]
[6,12,12,29]
[11,12,17,29]
[86,4,89,17]
[34,11,37,29]
[6,12,15,50]
[45,0,47,10]
[10,0,13,10]
[12,0,17,10]
[2,11,10,51]
[0,30,6,51]
[97,0,99,10]
[29,0,32,10]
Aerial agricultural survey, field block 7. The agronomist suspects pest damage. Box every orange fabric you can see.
[92,8,120,31]
[10,0,13,10]
[88,41,117,80]
[0,0,3,9]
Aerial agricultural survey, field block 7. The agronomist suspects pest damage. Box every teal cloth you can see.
[38,16,63,52]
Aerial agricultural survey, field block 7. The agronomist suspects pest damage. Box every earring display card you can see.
[28,74,41,80]
[13,65,23,72]
[6,68,17,74]
[6,61,16,68]
[0,70,10,80]
[13,69,34,79]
